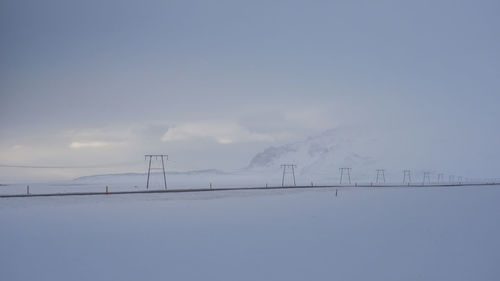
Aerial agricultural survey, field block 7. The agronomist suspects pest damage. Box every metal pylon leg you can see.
[161,155,167,190]
[146,156,152,190]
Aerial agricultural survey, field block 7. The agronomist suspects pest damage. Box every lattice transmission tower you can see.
[281,164,297,187]
[145,154,168,190]
[403,170,412,184]
[437,173,444,184]
[422,172,430,185]
[376,169,386,184]
[339,168,352,185]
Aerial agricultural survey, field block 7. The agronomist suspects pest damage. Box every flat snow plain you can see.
[1,186,499,281]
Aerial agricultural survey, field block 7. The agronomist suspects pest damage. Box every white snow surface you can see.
[2,128,494,195]
[1,185,500,281]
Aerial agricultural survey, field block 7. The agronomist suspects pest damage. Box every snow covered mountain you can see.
[245,128,379,183]
[71,128,388,187]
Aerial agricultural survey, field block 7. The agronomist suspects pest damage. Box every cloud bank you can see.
[161,122,276,144]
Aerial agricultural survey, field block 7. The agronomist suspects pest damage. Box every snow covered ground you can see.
[0,169,337,196]
[1,185,499,281]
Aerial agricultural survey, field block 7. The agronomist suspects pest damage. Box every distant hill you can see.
[73,128,406,185]
[245,128,378,181]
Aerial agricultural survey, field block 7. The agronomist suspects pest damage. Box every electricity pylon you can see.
[339,168,352,185]
[437,173,444,184]
[281,164,297,187]
[376,169,386,184]
[403,170,412,184]
[422,172,430,185]
[145,154,168,190]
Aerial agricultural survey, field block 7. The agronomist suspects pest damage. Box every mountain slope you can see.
[246,128,379,182]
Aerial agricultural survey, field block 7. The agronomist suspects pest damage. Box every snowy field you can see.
[0,171,340,196]
[1,186,499,281]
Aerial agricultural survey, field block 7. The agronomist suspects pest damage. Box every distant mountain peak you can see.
[246,128,377,177]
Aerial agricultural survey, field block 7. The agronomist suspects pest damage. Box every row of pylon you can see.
[144,155,465,189]
[281,164,465,186]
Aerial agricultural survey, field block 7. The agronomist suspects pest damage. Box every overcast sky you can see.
[1,0,499,181]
